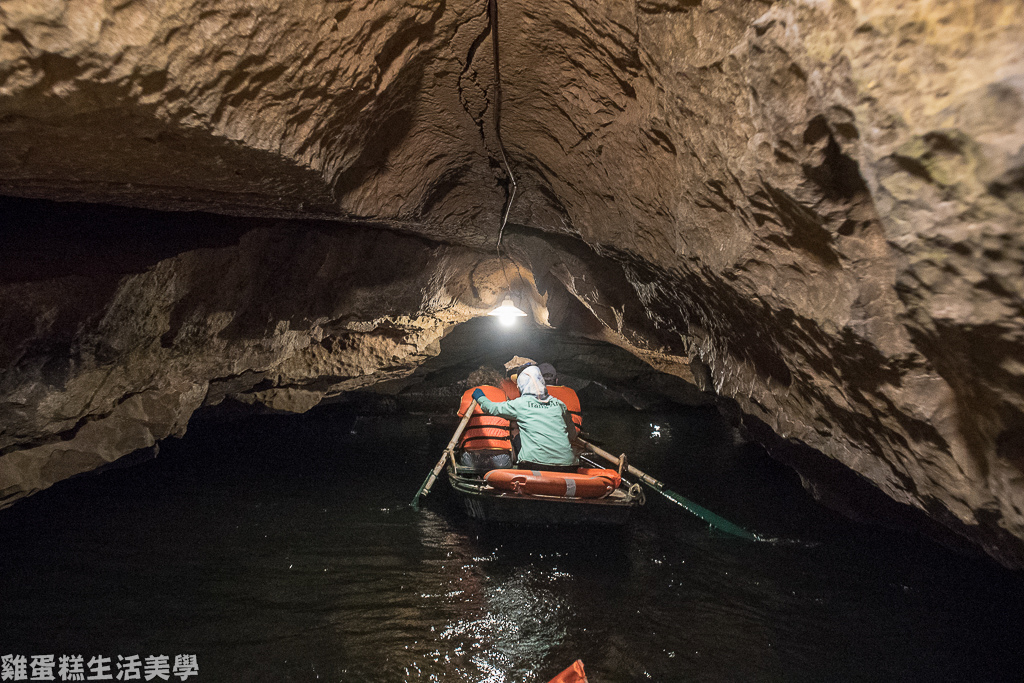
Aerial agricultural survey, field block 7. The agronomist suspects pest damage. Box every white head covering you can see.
[517,365,549,402]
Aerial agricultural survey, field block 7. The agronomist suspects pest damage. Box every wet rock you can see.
[1,1,1023,566]
[495,0,1024,567]
[0,210,532,506]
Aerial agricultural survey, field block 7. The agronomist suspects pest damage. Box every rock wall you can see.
[0,207,529,506]
[1,1,1023,566]
[497,0,1024,566]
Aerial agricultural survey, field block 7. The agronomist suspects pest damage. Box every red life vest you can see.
[458,386,512,451]
[547,385,583,431]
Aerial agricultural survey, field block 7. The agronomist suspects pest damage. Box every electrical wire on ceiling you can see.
[488,0,518,291]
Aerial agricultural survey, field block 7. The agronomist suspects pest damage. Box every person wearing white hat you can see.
[472,366,578,472]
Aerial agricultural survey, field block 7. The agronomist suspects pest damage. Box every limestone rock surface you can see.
[496,0,1024,566]
[0,211,532,506]
[1,0,1023,566]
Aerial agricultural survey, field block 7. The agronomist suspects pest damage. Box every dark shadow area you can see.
[0,195,255,282]
[2,404,1023,682]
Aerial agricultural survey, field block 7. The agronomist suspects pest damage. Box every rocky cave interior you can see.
[1,0,1023,573]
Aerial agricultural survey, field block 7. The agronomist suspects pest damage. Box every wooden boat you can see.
[413,390,755,539]
[413,385,644,525]
[445,458,644,526]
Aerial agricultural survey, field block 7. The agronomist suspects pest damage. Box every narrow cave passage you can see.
[2,0,1024,669]
[2,361,1023,682]
[3,289,1024,680]
[2,185,1024,681]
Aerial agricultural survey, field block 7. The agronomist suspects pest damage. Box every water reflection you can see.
[439,571,567,683]
[412,514,605,682]
[1,409,1022,682]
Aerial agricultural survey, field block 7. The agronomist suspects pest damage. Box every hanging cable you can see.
[488,0,517,289]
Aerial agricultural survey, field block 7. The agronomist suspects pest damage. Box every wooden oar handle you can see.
[412,399,478,509]
[577,437,661,489]
[445,399,478,453]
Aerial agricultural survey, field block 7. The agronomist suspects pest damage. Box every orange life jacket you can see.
[547,385,583,431]
[458,386,512,451]
[499,378,520,399]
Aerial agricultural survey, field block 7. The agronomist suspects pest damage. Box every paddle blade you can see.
[411,469,440,510]
[658,488,758,540]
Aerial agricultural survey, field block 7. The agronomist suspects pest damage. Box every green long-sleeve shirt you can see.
[476,394,578,467]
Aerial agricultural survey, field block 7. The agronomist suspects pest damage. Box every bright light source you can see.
[489,296,527,325]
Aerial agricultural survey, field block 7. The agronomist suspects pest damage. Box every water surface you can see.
[2,406,1022,682]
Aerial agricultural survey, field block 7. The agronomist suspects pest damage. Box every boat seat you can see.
[458,449,513,471]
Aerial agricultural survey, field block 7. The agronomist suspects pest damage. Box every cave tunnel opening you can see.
[2,0,1024,674]
[2,194,1024,681]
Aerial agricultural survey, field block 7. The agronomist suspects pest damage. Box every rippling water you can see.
[2,406,1023,682]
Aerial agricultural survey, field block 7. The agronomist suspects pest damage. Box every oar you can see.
[577,437,758,540]
[411,399,477,509]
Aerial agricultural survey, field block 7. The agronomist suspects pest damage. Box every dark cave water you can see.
[2,406,1023,682]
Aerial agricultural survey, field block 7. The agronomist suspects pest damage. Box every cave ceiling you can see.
[1,0,1023,567]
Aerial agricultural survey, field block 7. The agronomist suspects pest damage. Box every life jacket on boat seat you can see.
[546,385,583,431]
[484,468,621,498]
[458,386,513,451]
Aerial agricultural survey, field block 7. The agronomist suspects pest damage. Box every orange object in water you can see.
[458,386,513,450]
[484,468,619,498]
[547,385,583,431]
[548,660,588,683]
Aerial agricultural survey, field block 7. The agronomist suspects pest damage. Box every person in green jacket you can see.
[472,365,579,472]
